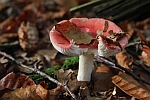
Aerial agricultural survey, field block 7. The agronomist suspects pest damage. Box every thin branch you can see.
[0,51,77,100]
[94,55,150,85]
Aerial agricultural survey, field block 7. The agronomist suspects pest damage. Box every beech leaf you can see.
[112,73,150,100]
[1,84,63,100]
[0,72,35,91]
[115,50,133,69]
[92,65,114,91]
[141,51,150,66]
[18,21,39,51]
[137,30,149,45]
[55,20,94,44]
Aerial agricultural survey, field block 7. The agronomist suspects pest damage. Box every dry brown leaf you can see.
[115,50,133,69]
[142,45,150,58]
[137,30,150,63]
[24,0,70,21]
[112,73,150,100]
[54,69,78,92]
[37,48,58,60]
[0,63,7,79]
[48,86,63,100]
[54,69,74,83]
[16,9,37,23]
[55,20,94,44]
[0,72,35,91]
[141,51,150,66]
[18,21,39,51]
[0,33,18,44]
[137,30,149,45]
[1,84,63,100]
[103,21,109,32]
[54,0,78,8]
[92,65,114,91]
[0,16,17,33]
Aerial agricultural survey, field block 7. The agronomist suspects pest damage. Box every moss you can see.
[29,65,61,89]
[28,56,79,89]
[62,56,79,70]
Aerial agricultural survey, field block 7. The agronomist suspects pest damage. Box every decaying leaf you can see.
[0,33,18,44]
[112,73,150,100]
[115,50,133,69]
[37,48,58,60]
[55,20,94,44]
[0,63,7,79]
[141,45,150,58]
[54,69,74,83]
[141,51,150,66]
[103,21,109,32]
[105,37,123,50]
[92,65,114,91]
[1,84,63,100]
[54,69,78,91]
[0,16,17,33]
[99,30,127,51]
[18,21,39,51]
[0,72,35,91]
[137,30,149,45]
[137,30,150,64]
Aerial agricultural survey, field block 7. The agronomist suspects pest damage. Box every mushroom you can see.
[49,18,128,82]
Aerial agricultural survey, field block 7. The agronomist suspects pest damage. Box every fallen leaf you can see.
[137,30,150,62]
[105,37,123,50]
[55,20,94,44]
[1,84,63,100]
[100,30,127,50]
[0,72,35,91]
[18,21,39,51]
[112,73,150,100]
[54,69,74,83]
[0,16,17,33]
[137,30,149,45]
[0,63,7,79]
[142,45,150,58]
[141,51,150,66]
[37,48,58,60]
[115,50,133,69]
[54,69,78,92]
[103,21,109,32]
[92,65,114,91]
[0,33,18,44]
[16,9,36,23]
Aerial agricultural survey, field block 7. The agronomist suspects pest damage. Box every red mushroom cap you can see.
[50,18,128,56]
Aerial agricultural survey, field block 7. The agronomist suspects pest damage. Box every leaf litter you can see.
[0,0,150,100]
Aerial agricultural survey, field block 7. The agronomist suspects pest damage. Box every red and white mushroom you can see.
[49,18,128,82]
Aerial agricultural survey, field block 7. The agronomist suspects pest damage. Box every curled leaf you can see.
[112,73,150,100]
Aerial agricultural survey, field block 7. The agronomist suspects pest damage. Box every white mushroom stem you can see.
[77,52,94,81]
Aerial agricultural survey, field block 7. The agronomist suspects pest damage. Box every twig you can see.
[94,55,150,85]
[0,51,77,100]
